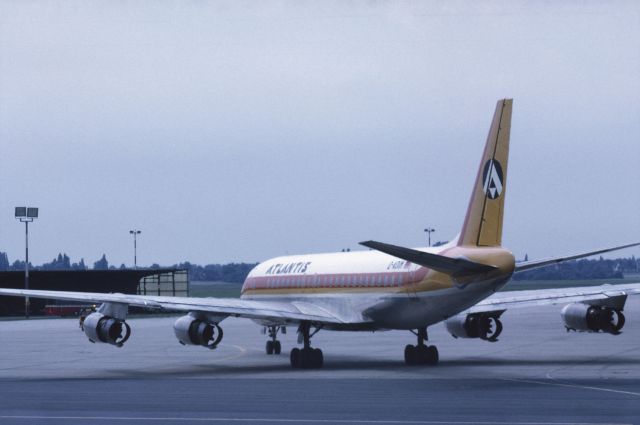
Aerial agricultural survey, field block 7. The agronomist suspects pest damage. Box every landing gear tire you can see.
[265,326,283,355]
[290,347,300,367]
[300,348,313,369]
[405,327,439,366]
[404,344,438,366]
[313,348,323,368]
[290,347,323,369]
[404,344,417,365]
[427,346,439,365]
[289,322,323,369]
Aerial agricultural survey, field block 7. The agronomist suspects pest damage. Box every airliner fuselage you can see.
[241,242,515,329]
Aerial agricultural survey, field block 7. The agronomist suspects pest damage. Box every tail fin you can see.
[458,99,512,247]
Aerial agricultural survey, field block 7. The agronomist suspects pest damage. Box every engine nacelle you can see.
[561,303,625,334]
[173,315,223,349]
[445,312,504,342]
[83,312,131,347]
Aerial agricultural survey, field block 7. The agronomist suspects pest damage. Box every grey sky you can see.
[1,1,639,267]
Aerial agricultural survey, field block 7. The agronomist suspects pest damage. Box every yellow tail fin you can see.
[459,99,512,247]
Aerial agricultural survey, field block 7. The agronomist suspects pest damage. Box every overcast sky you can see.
[1,1,638,268]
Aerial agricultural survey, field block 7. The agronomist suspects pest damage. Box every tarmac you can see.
[0,296,638,425]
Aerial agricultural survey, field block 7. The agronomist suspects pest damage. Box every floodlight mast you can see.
[15,207,38,319]
[129,230,141,269]
[424,227,435,247]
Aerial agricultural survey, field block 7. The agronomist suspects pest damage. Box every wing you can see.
[515,242,640,272]
[466,283,640,314]
[0,288,355,325]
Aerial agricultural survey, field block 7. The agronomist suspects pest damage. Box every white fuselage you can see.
[241,241,512,330]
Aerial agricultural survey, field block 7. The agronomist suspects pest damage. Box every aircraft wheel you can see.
[313,348,324,368]
[274,340,282,355]
[427,346,439,365]
[290,348,300,368]
[299,348,313,369]
[266,340,274,355]
[404,344,417,365]
[415,345,428,364]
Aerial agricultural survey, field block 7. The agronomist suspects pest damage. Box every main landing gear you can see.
[405,327,439,366]
[290,322,323,369]
[265,325,284,355]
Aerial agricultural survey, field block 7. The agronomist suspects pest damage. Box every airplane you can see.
[1,98,639,369]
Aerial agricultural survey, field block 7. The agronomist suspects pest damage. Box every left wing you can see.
[0,288,353,325]
[466,283,640,314]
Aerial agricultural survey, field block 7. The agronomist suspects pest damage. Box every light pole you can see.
[15,207,38,319]
[424,227,435,247]
[129,230,141,268]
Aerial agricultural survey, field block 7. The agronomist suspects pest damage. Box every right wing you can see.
[514,242,640,273]
[0,288,360,325]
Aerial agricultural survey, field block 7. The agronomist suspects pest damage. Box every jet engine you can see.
[83,312,131,347]
[445,311,504,342]
[173,315,223,349]
[561,303,625,334]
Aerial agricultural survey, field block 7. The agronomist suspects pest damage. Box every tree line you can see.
[0,251,637,283]
[513,256,638,280]
[0,252,257,284]
[160,262,257,283]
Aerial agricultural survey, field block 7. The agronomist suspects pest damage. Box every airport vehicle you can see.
[1,99,638,369]
[42,304,95,318]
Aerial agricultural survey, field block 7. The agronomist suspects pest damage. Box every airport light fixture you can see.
[129,230,141,269]
[15,207,39,319]
[424,227,435,247]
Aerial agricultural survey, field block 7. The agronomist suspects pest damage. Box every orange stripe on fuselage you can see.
[241,268,433,296]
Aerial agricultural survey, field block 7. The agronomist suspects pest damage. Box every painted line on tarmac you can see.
[0,416,630,425]
[217,344,247,362]
[501,377,640,397]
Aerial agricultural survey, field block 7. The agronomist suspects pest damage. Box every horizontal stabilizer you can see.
[359,240,497,276]
[515,242,640,273]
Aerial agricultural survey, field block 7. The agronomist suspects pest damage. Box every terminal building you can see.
[0,268,188,316]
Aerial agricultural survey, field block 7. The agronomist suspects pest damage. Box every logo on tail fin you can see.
[482,159,503,200]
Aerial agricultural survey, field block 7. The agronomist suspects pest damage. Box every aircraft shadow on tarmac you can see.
[13,354,639,382]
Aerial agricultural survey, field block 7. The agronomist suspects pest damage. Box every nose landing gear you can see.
[404,327,438,366]
[265,325,283,355]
